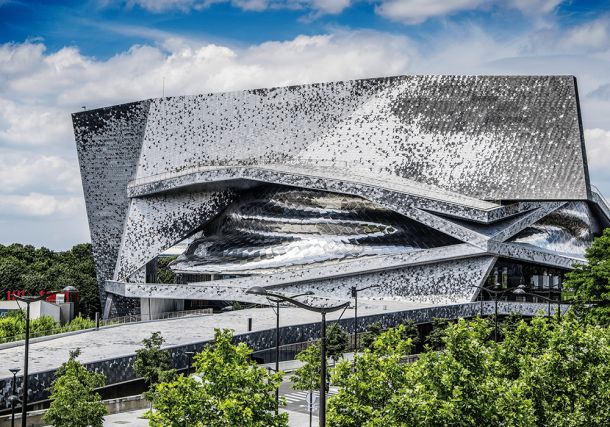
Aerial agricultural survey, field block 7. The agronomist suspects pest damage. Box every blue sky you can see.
[1,0,610,249]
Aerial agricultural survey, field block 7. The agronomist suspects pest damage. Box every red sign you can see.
[7,290,59,303]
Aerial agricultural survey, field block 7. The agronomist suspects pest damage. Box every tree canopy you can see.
[564,227,610,325]
[147,328,288,427]
[43,348,107,427]
[327,316,610,427]
[0,243,99,318]
[134,331,176,396]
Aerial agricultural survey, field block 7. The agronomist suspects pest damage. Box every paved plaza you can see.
[0,302,428,380]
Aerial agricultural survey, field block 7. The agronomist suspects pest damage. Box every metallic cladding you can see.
[134,75,587,201]
[71,75,607,316]
[169,185,460,275]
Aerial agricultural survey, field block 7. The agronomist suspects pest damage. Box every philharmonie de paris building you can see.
[73,75,610,320]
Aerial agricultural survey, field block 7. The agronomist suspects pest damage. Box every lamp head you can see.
[512,284,526,295]
[8,368,20,375]
[246,286,267,296]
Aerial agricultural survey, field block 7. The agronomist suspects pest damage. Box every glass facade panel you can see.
[482,258,567,302]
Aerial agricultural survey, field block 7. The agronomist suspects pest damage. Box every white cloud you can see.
[509,0,563,15]
[3,17,610,248]
[585,128,610,202]
[0,98,73,147]
[585,128,610,173]
[124,0,351,15]
[0,193,84,218]
[375,0,564,24]
[0,153,81,194]
[376,0,488,24]
[559,18,610,51]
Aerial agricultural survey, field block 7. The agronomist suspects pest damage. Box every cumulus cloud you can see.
[0,153,81,194]
[585,128,610,174]
[375,0,564,24]
[559,17,610,51]
[375,0,488,24]
[123,0,351,15]
[0,193,84,218]
[2,31,413,109]
[2,17,610,248]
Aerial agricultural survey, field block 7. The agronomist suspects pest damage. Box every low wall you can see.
[0,394,147,427]
[0,301,562,410]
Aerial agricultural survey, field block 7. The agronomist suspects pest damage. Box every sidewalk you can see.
[102,408,317,426]
[264,352,355,373]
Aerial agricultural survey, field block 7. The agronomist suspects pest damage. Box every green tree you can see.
[424,317,449,350]
[399,318,420,346]
[147,329,288,427]
[0,242,100,318]
[358,321,382,350]
[134,331,175,396]
[383,318,535,426]
[326,324,349,362]
[156,256,177,284]
[328,324,412,427]
[497,316,610,426]
[292,343,323,392]
[328,315,610,427]
[564,227,610,325]
[43,349,107,427]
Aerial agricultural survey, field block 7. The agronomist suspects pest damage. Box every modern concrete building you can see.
[72,75,610,318]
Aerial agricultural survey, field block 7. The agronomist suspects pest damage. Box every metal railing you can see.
[0,326,66,344]
[97,307,213,327]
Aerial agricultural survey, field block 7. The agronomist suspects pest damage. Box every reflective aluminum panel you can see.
[170,185,459,274]
[508,202,600,256]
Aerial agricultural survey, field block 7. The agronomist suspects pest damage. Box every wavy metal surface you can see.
[508,202,600,256]
[170,186,459,274]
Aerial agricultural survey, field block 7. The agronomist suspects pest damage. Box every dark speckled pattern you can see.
[72,75,608,316]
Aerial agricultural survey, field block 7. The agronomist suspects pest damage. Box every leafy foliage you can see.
[424,317,450,350]
[147,328,288,427]
[292,343,323,392]
[326,324,349,362]
[156,256,177,284]
[358,321,382,350]
[329,324,412,427]
[134,331,176,396]
[564,227,610,325]
[43,348,107,427]
[0,243,100,317]
[0,311,96,343]
[326,316,610,427]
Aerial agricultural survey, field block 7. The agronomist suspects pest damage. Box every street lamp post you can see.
[350,285,380,352]
[8,368,20,427]
[247,287,349,427]
[13,293,58,427]
[265,291,313,415]
[471,285,517,341]
[184,351,194,376]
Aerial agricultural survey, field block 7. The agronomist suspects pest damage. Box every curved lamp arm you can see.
[247,287,350,314]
